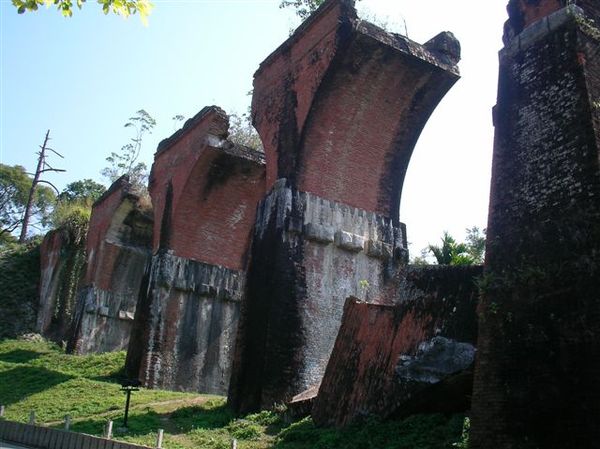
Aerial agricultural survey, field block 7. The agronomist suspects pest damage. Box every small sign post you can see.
[120,379,140,428]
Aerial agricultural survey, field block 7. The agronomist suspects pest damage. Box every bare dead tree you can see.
[19,130,65,242]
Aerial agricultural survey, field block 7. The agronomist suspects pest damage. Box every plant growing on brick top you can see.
[101,109,155,193]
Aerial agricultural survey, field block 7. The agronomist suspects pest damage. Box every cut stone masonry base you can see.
[229,181,407,413]
[230,0,460,413]
[255,178,406,258]
[65,175,153,355]
[128,252,243,396]
[69,286,139,354]
[149,252,244,302]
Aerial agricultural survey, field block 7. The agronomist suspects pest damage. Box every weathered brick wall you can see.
[228,0,461,414]
[149,107,230,252]
[38,227,86,343]
[470,4,600,448]
[67,177,153,354]
[252,0,355,191]
[83,177,131,288]
[252,0,459,217]
[296,26,460,218]
[504,0,564,42]
[126,109,265,395]
[312,265,481,427]
[169,147,265,271]
[577,0,600,21]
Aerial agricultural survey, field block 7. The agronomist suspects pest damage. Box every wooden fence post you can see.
[106,420,113,439]
[156,429,164,449]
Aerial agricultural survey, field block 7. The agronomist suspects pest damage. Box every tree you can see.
[426,229,486,266]
[58,179,106,203]
[428,231,475,266]
[280,0,325,20]
[0,165,31,238]
[11,0,153,23]
[0,164,55,240]
[172,114,184,131]
[19,130,65,242]
[47,179,106,245]
[101,109,155,192]
[465,226,486,264]
[229,112,263,151]
[280,0,361,20]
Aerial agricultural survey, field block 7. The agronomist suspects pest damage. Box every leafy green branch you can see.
[422,228,486,266]
[101,109,155,192]
[12,0,153,23]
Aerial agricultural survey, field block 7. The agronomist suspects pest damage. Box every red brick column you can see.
[471,3,600,447]
[228,0,461,413]
[67,177,153,354]
[125,107,265,395]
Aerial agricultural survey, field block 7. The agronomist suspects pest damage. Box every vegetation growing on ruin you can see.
[229,112,264,151]
[575,14,600,40]
[280,0,326,20]
[413,227,485,266]
[0,242,42,339]
[0,338,467,449]
[101,109,156,193]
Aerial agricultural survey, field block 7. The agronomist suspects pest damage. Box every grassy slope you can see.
[0,339,466,449]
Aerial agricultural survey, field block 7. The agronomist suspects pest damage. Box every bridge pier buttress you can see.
[471,2,600,447]
[228,0,461,413]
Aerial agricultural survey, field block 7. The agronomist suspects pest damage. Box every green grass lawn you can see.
[0,338,466,449]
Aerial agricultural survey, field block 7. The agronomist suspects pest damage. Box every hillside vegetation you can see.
[0,243,41,339]
[0,338,466,449]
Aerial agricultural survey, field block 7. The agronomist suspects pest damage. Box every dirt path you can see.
[43,396,209,426]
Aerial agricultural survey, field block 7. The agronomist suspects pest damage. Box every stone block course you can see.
[127,251,244,394]
[229,180,410,412]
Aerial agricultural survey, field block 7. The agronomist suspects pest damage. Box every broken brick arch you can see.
[251,0,460,222]
[296,31,461,221]
[169,144,265,271]
[149,106,230,253]
[125,107,266,395]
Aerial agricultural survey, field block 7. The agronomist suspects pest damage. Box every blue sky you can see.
[0,0,507,253]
